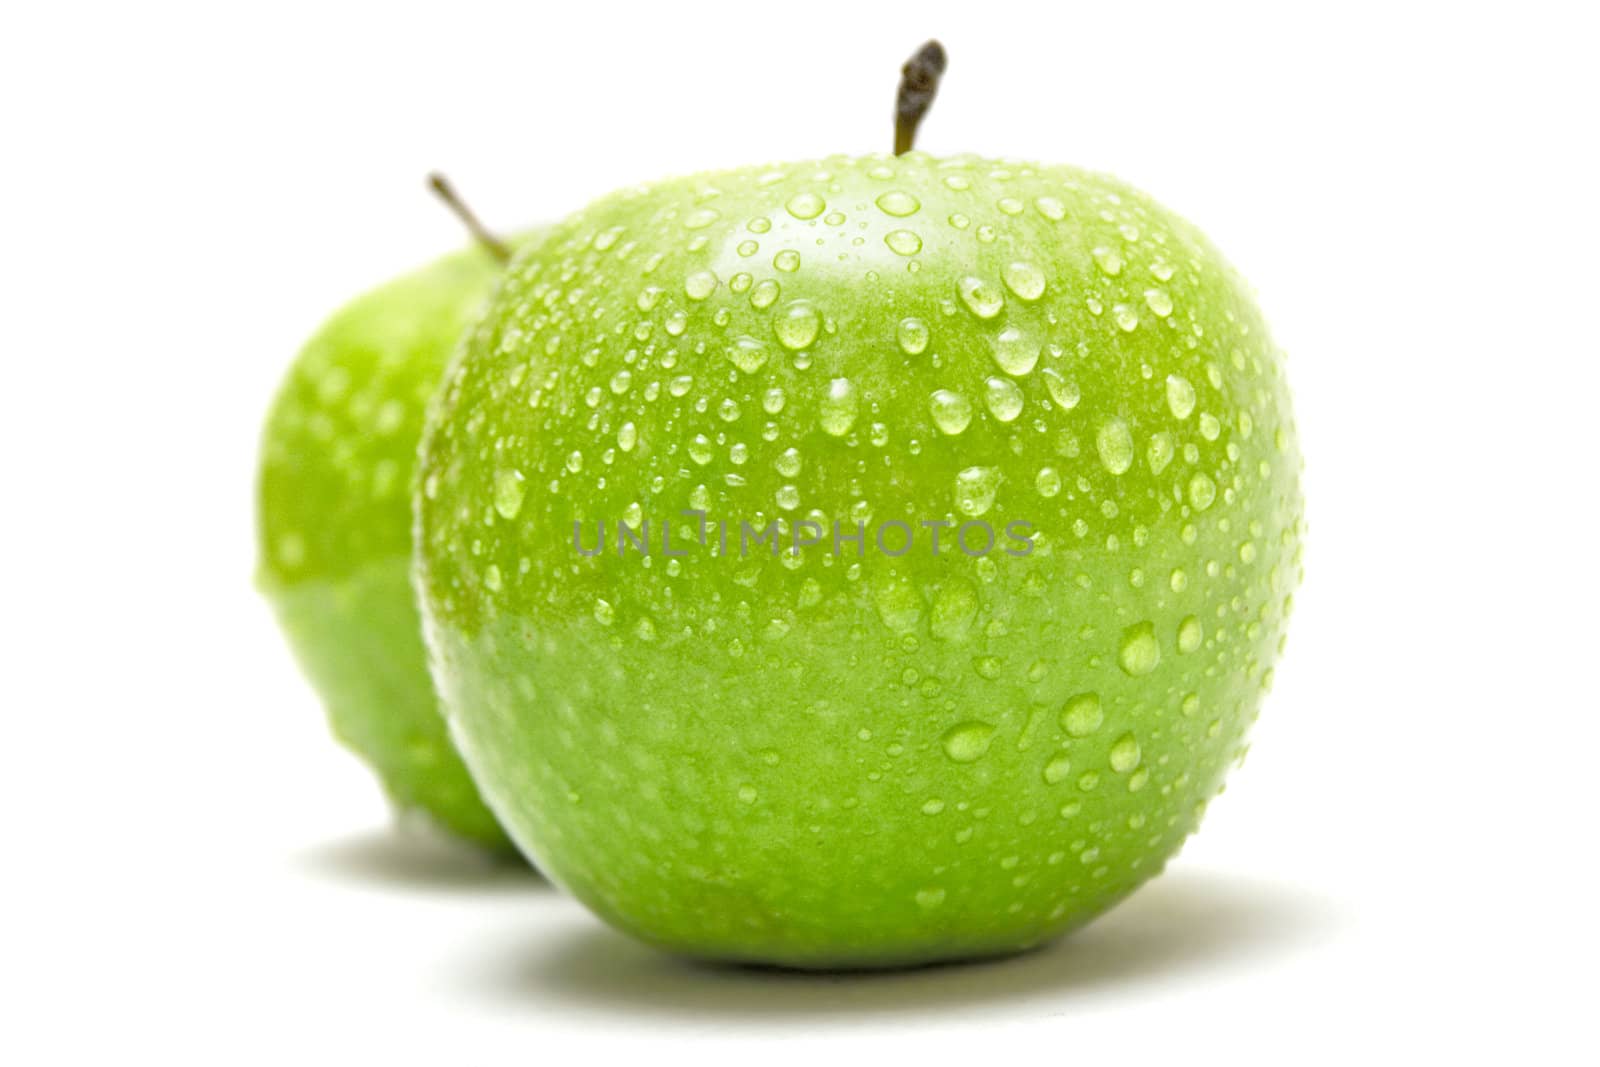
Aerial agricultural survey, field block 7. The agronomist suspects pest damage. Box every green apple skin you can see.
[259,240,539,853]
[416,155,1304,966]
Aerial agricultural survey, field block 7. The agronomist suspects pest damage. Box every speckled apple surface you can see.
[415,154,1304,966]
[259,244,532,852]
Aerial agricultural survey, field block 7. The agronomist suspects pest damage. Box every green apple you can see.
[415,153,1304,966]
[259,236,537,852]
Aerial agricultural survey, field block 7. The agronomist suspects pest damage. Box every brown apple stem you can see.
[427,172,511,263]
[894,40,947,156]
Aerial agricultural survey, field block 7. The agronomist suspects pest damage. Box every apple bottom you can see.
[427,597,1251,969]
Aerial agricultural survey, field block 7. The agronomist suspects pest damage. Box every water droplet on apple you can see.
[897,317,930,355]
[1042,367,1079,409]
[727,335,770,373]
[750,278,780,309]
[1148,432,1175,474]
[785,191,826,220]
[1188,472,1217,510]
[884,229,923,256]
[1166,374,1196,419]
[1092,246,1124,276]
[1118,622,1161,676]
[1061,693,1103,737]
[1042,753,1073,784]
[1144,288,1174,317]
[684,207,719,230]
[930,581,979,641]
[876,190,921,217]
[1002,260,1047,301]
[1109,733,1142,773]
[819,378,858,436]
[930,389,973,435]
[992,326,1039,374]
[1096,417,1134,475]
[1113,304,1140,332]
[493,469,525,519]
[774,250,801,273]
[773,301,820,350]
[958,276,1004,319]
[941,721,996,762]
[684,270,718,300]
[954,466,999,516]
[984,376,1024,422]
[1178,616,1203,653]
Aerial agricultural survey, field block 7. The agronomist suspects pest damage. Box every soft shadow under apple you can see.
[457,867,1343,1019]
[297,828,547,895]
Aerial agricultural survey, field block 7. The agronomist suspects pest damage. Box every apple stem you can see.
[427,172,511,263]
[894,40,947,156]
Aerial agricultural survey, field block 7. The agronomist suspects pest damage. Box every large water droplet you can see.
[930,581,979,641]
[874,579,922,631]
[684,270,718,300]
[773,301,820,350]
[820,378,858,436]
[1092,246,1124,276]
[876,190,921,217]
[1042,367,1080,410]
[750,278,780,309]
[493,469,525,519]
[984,376,1024,422]
[1178,615,1203,653]
[884,229,922,256]
[930,389,973,435]
[727,335,770,373]
[1188,472,1217,510]
[1043,753,1073,784]
[1061,693,1103,737]
[1109,733,1142,773]
[1148,432,1175,474]
[785,191,825,220]
[1096,418,1134,475]
[1166,374,1196,419]
[1118,622,1161,676]
[959,276,1004,319]
[1002,261,1047,301]
[954,466,1000,516]
[897,317,930,355]
[992,326,1039,374]
[941,721,996,762]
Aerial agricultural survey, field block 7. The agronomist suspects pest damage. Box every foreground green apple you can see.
[416,153,1304,966]
[259,239,534,851]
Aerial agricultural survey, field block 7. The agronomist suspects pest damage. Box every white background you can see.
[3,1,1596,1061]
